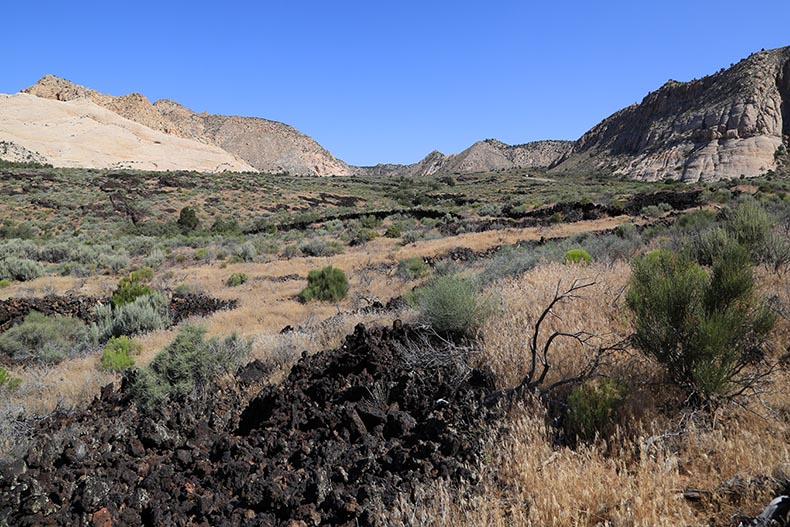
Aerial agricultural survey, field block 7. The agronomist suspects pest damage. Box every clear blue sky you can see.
[3,1,789,166]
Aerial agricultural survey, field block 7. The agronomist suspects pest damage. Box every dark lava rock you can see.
[0,322,498,526]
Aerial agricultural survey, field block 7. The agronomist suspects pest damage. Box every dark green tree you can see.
[177,206,200,233]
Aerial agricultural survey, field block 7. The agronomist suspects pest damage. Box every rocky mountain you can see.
[0,93,255,172]
[20,75,351,175]
[6,46,790,180]
[554,46,790,181]
[358,139,573,177]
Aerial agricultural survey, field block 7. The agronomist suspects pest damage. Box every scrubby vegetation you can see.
[226,272,248,287]
[628,245,775,405]
[298,265,349,303]
[0,367,21,391]
[129,325,250,411]
[0,164,788,525]
[415,275,494,336]
[99,335,141,372]
[564,248,591,264]
[93,292,169,342]
[111,268,155,308]
[0,312,94,363]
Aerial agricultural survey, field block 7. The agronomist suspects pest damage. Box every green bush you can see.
[298,266,349,303]
[564,248,592,264]
[99,336,141,372]
[725,199,771,260]
[129,325,250,411]
[565,378,625,441]
[0,367,21,391]
[111,268,155,308]
[299,239,344,257]
[349,228,378,246]
[415,275,494,337]
[93,292,169,342]
[384,225,402,238]
[0,258,44,282]
[396,257,430,280]
[226,272,248,287]
[0,279,10,288]
[0,312,94,364]
[626,247,775,405]
[177,206,200,233]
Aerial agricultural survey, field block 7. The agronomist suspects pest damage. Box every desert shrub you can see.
[626,247,775,405]
[564,248,592,264]
[565,378,625,441]
[299,239,343,257]
[0,312,94,364]
[415,275,494,337]
[482,246,540,283]
[177,206,200,233]
[298,266,349,303]
[349,228,378,246]
[360,214,380,229]
[129,325,250,411]
[210,216,240,235]
[0,279,10,288]
[0,220,35,240]
[725,199,772,260]
[478,203,504,217]
[397,257,430,280]
[641,203,672,217]
[93,292,169,342]
[99,336,141,372]
[400,230,423,244]
[100,253,131,274]
[0,367,21,391]
[615,222,637,239]
[226,272,248,287]
[111,268,155,308]
[674,209,717,232]
[236,242,257,262]
[713,188,733,203]
[384,225,402,238]
[0,258,44,282]
[142,248,165,269]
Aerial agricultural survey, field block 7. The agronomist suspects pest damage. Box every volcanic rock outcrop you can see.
[0,322,497,526]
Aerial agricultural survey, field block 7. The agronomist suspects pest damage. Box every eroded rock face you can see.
[559,47,790,181]
[0,323,497,526]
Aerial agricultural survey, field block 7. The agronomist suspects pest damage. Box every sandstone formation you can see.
[0,93,255,172]
[359,139,573,177]
[555,47,790,181]
[21,75,351,175]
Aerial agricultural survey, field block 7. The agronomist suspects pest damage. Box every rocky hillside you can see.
[555,46,790,181]
[0,94,255,172]
[359,139,573,177]
[21,75,351,175]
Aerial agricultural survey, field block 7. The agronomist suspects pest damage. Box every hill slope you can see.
[0,93,255,172]
[358,139,573,177]
[555,46,790,181]
[21,75,351,175]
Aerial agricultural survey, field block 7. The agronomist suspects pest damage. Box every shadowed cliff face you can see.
[558,47,790,182]
[779,60,790,138]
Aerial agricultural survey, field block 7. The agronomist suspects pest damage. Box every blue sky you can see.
[3,1,789,166]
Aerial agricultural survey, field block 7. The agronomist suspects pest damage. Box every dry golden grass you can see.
[385,262,790,526]
[3,217,788,525]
